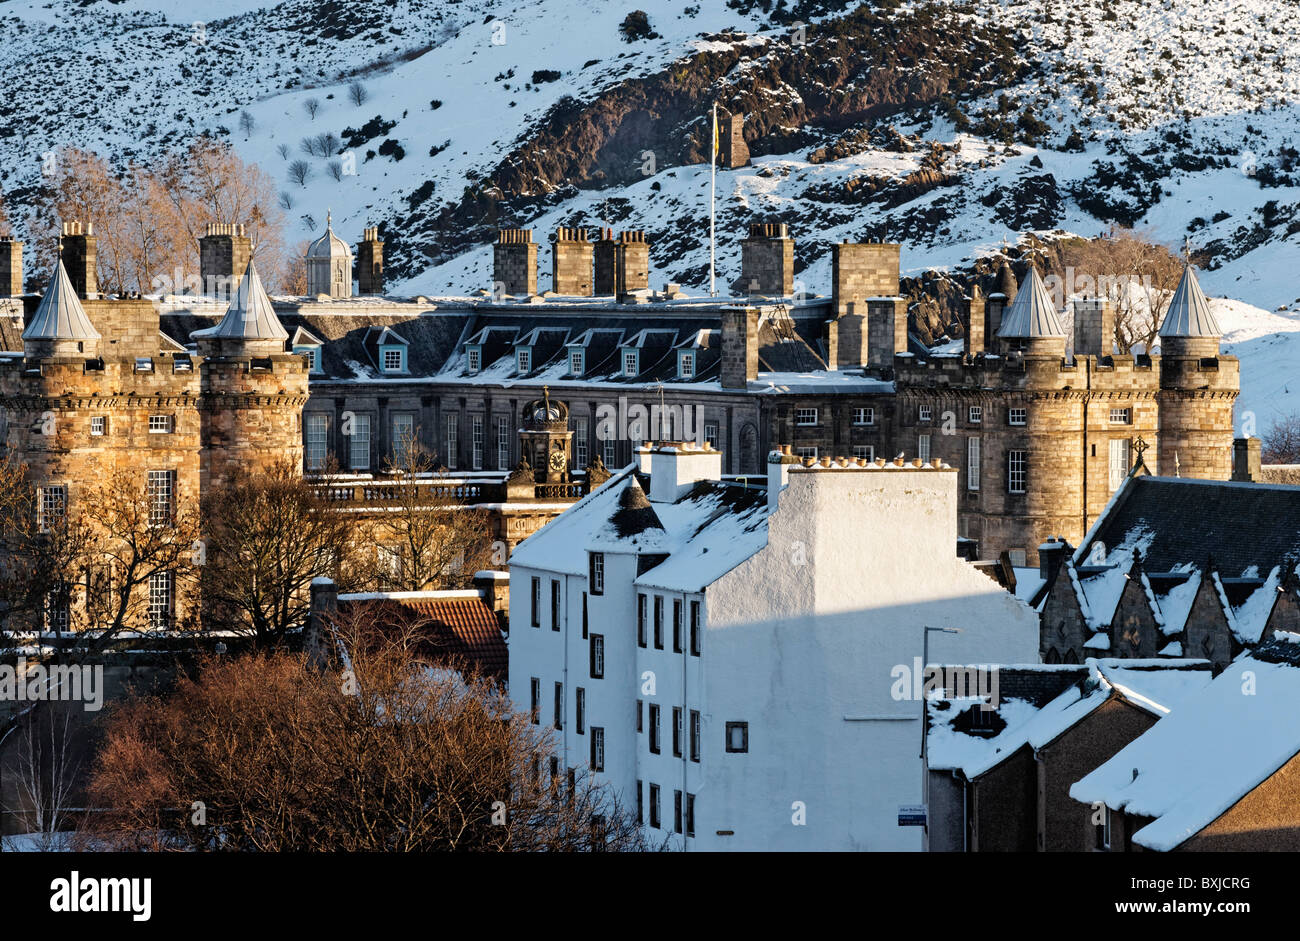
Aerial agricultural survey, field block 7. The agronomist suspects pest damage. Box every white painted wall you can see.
[701,467,1038,850]
[509,461,1039,851]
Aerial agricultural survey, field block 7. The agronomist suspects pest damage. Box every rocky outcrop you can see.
[383,2,1033,278]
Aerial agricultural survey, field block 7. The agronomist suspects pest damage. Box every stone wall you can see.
[492,229,537,296]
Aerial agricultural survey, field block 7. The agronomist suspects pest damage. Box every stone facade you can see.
[719,113,749,169]
[0,237,21,296]
[0,276,308,631]
[614,230,650,296]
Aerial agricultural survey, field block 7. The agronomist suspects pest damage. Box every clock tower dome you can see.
[519,387,573,483]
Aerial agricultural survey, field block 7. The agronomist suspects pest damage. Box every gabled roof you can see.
[995,266,1066,338]
[1158,265,1221,338]
[22,260,100,341]
[1070,643,1300,850]
[203,261,289,341]
[928,659,1213,780]
[510,466,770,593]
[290,325,325,347]
[336,591,508,681]
[1082,476,1300,580]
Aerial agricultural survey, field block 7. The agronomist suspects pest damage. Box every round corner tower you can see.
[1155,265,1237,481]
[196,260,309,492]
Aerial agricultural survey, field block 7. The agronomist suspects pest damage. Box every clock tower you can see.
[519,387,573,483]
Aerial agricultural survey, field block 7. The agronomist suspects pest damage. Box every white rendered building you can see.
[508,443,1039,850]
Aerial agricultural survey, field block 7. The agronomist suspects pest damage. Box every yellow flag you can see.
[712,110,720,156]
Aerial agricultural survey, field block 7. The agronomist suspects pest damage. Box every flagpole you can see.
[709,100,717,297]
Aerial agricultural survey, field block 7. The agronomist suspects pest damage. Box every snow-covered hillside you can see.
[0,0,1297,424]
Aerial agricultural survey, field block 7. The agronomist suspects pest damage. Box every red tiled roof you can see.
[338,595,509,682]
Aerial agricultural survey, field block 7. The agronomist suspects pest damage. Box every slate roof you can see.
[22,261,101,341]
[1070,642,1300,850]
[199,261,289,341]
[927,659,1213,780]
[1158,265,1221,338]
[1083,476,1300,577]
[996,266,1066,339]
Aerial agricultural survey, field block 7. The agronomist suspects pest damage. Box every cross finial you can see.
[1133,436,1148,457]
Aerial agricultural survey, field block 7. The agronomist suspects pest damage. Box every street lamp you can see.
[920,626,962,761]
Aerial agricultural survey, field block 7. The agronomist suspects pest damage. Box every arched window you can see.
[739,423,758,475]
[1045,647,1061,664]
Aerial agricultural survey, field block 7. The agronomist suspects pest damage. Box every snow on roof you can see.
[202,260,289,340]
[995,266,1066,339]
[22,260,100,341]
[1158,265,1221,338]
[1071,645,1300,851]
[1154,566,1200,637]
[1232,565,1283,645]
[509,466,770,593]
[927,658,1211,780]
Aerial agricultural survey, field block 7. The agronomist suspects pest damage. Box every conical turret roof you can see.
[22,260,100,341]
[996,265,1065,338]
[1158,265,1221,338]
[211,260,289,340]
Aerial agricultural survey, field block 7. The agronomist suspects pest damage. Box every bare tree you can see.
[348,81,368,106]
[1041,227,1184,353]
[238,110,255,138]
[199,459,361,648]
[327,159,344,182]
[360,437,498,593]
[276,142,290,160]
[278,190,294,210]
[86,618,655,851]
[70,464,202,652]
[287,159,312,188]
[303,97,320,120]
[278,239,309,294]
[5,701,82,849]
[1263,413,1300,464]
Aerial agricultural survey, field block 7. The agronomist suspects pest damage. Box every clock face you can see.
[549,450,567,471]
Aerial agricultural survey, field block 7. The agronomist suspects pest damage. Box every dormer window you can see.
[568,347,584,377]
[380,345,406,374]
[134,357,154,373]
[294,346,322,374]
[517,347,532,374]
[677,350,695,379]
[466,345,482,374]
[622,349,639,377]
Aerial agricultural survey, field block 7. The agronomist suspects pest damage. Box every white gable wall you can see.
[700,468,1039,850]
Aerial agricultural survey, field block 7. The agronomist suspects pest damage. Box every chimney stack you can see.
[964,284,985,359]
[594,228,617,295]
[199,222,252,301]
[1232,437,1262,483]
[551,227,593,296]
[829,241,904,369]
[741,222,794,296]
[493,228,537,297]
[721,305,759,389]
[358,225,384,295]
[615,230,649,299]
[58,220,97,299]
[0,236,21,296]
[1073,297,1114,358]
